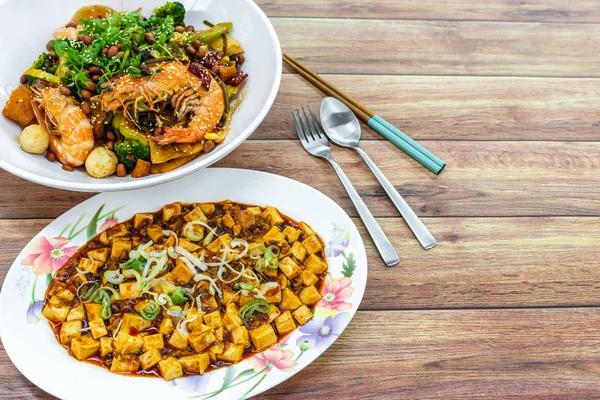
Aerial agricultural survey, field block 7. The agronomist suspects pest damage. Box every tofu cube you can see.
[111,354,139,373]
[42,296,70,322]
[209,343,224,363]
[278,256,302,279]
[262,226,285,243]
[304,254,328,275]
[201,295,220,311]
[159,317,175,336]
[162,203,182,221]
[275,311,296,335]
[282,226,301,243]
[168,329,189,349]
[178,353,210,374]
[111,237,131,260]
[199,203,216,216]
[280,288,303,311]
[184,206,208,223]
[267,305,280,323]
[298,221,315,236]
[67,303,85,321]
[261,207,284,225]
[222,213,235,228]
[293,305,314,326]
[215,327,225,341]
[119,281,142,299]
[60,320,82,345]
[70,335,100,360]
[249,324,278,351]
[133,213,154,230]
[239,293,254,306]
[106,223,129,241]
[260,282,282,304]
[87,247,109,263]
[113,331,144,354]
[223,303,243,331]
[77,257,101,274]
[299,285,322,305]
[121,312,151,331]
[139,348,162,370]
[178,238,201,252]
[100,337,113,357]
[147,224,165,242]
[170,261,195,285]
[302,235,323,255]
[203,310,224,328]
[231,325,250,345]
[143,334,164,351]
[188,328,216,352]
[206,234,232,253]
[159,357,184,381]
[89,318,108,339]
[298,270,319,287]
[84,303,103,321]
[233,209,256,229]
[184,308,205,332]
[217,343,245,363]
[291,241,307,262]
[221,289,240,305]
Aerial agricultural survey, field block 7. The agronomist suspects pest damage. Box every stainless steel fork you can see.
[293,106,400,267]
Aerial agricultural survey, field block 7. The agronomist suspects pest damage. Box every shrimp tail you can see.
[153,127,202,145]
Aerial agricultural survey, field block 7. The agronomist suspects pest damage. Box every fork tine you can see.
[301,107,316,138]
[307,105,327,137]
[297,108,314,141]
[292,110,307,142]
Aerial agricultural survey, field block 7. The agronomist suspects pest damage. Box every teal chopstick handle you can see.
[367,117,444,174]
[371,114,446,173]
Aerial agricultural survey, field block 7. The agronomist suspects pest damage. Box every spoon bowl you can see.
[320,97,361,147]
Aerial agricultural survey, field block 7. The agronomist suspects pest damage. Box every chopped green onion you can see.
[120,256,145,272]
[79,282,99,301]
[235,282,256,291]
[104,270,124,285]
[238,299,270,326]
[249,244,266,259]
[23,68,61,84]
[183,221,205,242]
[139,300,160,321]
[171,288,188,305]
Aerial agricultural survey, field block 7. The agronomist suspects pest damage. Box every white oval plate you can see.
[0,0,281,192]
[0,168,367,400]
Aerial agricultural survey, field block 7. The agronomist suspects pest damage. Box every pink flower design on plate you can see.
[99,217,118,232]
[21,237,78,275]
[249,346,298,374]
[318,277,354,312]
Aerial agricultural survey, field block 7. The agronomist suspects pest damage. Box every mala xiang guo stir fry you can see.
[42,201,327,380]
[1,2,248,178]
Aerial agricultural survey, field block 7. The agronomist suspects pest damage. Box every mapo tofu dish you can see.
[42,201,327,380]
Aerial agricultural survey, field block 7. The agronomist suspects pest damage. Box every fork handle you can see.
[326,157,400,267]
[355,147,437,249]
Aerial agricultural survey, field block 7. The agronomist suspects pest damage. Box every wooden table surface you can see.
[2,1,600,398]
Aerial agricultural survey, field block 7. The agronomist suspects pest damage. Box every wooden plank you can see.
[1,216,599,309]
[259,74,600,141]
[273,18,600,77]
[257,309,600,399]
[0,140,598,219]
[258,0,600,23]
[3,309,600,399]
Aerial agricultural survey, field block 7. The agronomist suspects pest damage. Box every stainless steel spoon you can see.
[319,97,437,249]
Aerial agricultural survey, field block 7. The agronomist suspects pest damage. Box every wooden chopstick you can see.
[283,54,375,120]
[283,54,372,123]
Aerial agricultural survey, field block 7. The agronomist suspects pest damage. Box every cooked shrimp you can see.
[53,27,78,39]
[31,86,94,166]
[100,61,224,144]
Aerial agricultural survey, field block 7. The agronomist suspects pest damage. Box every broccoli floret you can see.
[153,2,186,26]
[114,140,150,172]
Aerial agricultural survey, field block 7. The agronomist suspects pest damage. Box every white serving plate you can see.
[0,0,281,192]
[0,168,367,399]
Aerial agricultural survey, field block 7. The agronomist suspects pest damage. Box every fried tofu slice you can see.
[2,85,35,127]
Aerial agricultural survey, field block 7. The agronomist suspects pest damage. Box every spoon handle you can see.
[325,156,400,267]
[354,147,437,249]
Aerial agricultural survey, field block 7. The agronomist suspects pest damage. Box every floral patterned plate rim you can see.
[0,168,368,400]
